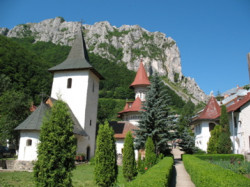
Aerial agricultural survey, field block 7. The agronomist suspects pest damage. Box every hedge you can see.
[195,154,244,161]
[126,157,174,187]
[183,155,250,187]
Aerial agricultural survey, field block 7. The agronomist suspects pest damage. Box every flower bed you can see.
[126,157,174,187]
[183,155,250,187]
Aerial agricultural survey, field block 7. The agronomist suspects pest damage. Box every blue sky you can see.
[1,0,250,95]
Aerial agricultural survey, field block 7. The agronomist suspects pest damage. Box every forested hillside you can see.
[0,34,186,139]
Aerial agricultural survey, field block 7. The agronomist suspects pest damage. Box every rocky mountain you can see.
[0,17,208,104]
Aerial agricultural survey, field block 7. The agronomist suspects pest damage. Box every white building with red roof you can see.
[111,60,150,158]
[192,90,250,159]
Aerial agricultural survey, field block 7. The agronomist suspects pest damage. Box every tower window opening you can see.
[67,78,72,88]
[26,139,32,146]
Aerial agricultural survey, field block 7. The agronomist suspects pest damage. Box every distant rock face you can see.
[1,17,208,103]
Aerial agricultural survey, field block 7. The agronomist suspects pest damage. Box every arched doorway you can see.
[86,146,90,161]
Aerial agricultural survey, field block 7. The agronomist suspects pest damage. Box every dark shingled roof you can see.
[15,102,50,131]
[48,27,104,80]
[109,121,138,139]
[15,99,88,137]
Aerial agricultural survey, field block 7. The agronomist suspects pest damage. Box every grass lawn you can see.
[0,164,128,187]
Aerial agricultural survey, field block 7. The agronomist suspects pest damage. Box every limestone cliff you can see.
[0,17,208,103]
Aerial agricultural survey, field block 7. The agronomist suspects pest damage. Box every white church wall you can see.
[18,131,40,161]
[83,71,100,158]
[115,139,138,160]
[134,87,148,101]
[194,121,211,151]
[50,70,89,130]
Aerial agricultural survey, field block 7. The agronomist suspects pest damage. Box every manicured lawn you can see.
[0,164,127,187]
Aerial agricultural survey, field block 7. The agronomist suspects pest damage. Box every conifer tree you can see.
[94,121,118,186]
[217,105,232,154]
[178,127,196,154]
[207,125,222,154]
[122,131,137,181]
[145,137,157,168]
[34,100,76,186]
[137,152,144,174]
[135,75,174,155]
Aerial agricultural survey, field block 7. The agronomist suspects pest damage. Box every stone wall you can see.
[0,160,34,171]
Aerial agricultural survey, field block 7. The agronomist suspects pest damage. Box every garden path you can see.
[170,148,195,187]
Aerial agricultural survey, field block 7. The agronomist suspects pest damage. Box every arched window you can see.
[26,139,32,146]
[67,78,72,88]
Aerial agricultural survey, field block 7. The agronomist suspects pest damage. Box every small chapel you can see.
[15,26,103,161]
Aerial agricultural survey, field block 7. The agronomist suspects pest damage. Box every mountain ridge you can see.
[0,17,208,104]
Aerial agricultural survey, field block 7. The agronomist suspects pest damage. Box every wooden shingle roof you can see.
[48,27,104,80]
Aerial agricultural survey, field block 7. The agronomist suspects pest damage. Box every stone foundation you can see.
[0,160,34,171]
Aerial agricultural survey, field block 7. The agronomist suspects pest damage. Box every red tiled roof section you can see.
[109,121,138,139]
[130,61,150,88]
[197,96,221,120]
[118,97,143,114]
[227,92,250,112]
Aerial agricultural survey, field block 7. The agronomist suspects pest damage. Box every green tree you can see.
[145,137,157,169]
[34,100,76,186]
[217,105,232,154]
[137,152,144,174]
[0,90,31,145]
[178,127,196,154]
[122,131,137,181]
[135,75,175,155]
[207,125,222,154]
[94,121,118,186]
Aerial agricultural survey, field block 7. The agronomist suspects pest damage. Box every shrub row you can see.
[183,155,250,187]
[195,154,244,161]
[126,157,174,187]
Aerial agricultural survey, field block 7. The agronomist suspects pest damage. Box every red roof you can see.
[118,97,143,114]
[130,61,150,88]
[227,92,250,112]
[195,96,221,120]
[109,121,138,139]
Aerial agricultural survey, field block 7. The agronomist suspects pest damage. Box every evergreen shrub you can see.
[126,157,174,187]
[195,154,244,161]
[94,121,118,186]
[145,137,157,168]
[123,131,137,181]
[183,155,250,187]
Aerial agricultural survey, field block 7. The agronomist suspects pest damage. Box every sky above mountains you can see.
[1,0,250,95]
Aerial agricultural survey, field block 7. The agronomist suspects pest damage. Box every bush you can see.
[126,157,174,187]
[94,121,118,186]
[123,131,137,181]
[195,154,244,161]
[34,100,76,186]
[145,137,157,168]
[183,155,250,187]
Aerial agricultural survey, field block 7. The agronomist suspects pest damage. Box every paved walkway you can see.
[170,148,195,187]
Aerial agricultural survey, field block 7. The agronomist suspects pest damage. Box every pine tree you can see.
[134,75,174,155]
[145,137,157,169]
[122,131,137,181]
[178,127,196,154]
[34,100,76,186]
[94,121,118,186]
[207,125,222,154]
[217,105,232,154]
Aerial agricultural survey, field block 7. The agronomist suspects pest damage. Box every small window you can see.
[67,78,72,88]
[90,120,92,126]
[92,82,95,92]
[26,139,32,146]
[234,117,237,128]
[209,123,215,132]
